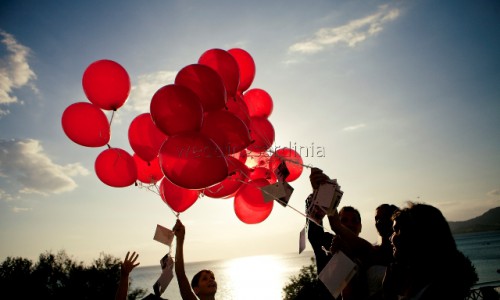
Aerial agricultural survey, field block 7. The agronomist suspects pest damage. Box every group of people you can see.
[115,167,478,300]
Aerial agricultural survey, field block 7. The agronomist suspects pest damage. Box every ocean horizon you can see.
[131,231,500,300]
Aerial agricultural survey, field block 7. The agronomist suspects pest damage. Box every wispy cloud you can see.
[289,5,400,54]
[126,70,177,113]
[0,139,89,200]
[0,30,38,116]
[487,189,500,198]
[343,123,366,131]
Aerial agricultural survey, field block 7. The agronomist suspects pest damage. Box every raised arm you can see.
[115,251,140,300]
[173,219,198,300]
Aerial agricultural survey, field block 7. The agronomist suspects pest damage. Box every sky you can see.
[1,0,499,267]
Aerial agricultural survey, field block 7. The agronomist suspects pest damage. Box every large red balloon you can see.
[159,132,228,189]
[198,49,240,98]
[243,88,273,118]
[175,64,227,112]
[128,113,168,163]
[203,156,250,198]
[269,148,304,182]
[150,84,204,136]
[201,110,252,155]
[133,154,164,184]
[82,59,131,110]
[159,176,200,213]
[95,148,137,187]
[234,179,274,224]
[247,117,275,152]
[228,48,256,93]
[61,102,110,147]
[226,93,251,127]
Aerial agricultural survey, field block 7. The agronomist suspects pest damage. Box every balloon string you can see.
[109,110,116,126]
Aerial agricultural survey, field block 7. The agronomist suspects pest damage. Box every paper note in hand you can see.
[261,182,287,203]
[153,224,174,247]
[153,255,174,296]
[318,251,358,299]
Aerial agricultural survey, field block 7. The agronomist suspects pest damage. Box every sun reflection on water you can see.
[219,254,288,300]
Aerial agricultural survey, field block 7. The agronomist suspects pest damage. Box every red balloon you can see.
[82,59,130,110]
[228,48,256,93]
[159,132,229,189]
[243,88,273,118]
[201,110,252,155]
[150,84,204,136]
[249,167,277,184]
[61,102,110,147]
[247,117,275,152]
[203,156,250,198]
[234,179,274,224]
[226,93,251,127]
[95,148,137,187]
[159,176,200,213]
[269,148,304,182]
[198,48,240,98]
[175,64,227,112]
[128,113,168,162]
[133,154,164,184]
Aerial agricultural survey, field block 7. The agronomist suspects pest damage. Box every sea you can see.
[130,231,500,300]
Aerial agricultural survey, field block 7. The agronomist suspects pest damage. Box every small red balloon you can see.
[128,113,168,163]
[247,117,275,152]
[175,64,227,112]
[203,156,250,198]
[198,48,240,98]
[243,88,273,118]
[133,154,164,184]
[228,48,256,93]
[269,148,304,182]
[61,102,110,147]
[150,84,204,136]
[234,179,274,224]
[82,59,130,110]
[159,132,228,189]
[201,110,252,155]
[95,148,137,187]
[159,176,200,213]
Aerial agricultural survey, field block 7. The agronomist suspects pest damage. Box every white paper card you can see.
[153,224,174,246]
[299,228,306,254]
[318,251,358,299]
[261,182,287,202]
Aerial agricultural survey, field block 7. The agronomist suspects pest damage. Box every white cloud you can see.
[0,139,89,199]
[343,123,366,131]
[487,189,500,198]
[0,30,38,110]
[289,5,400,54]
[12,206,32,213]
[126,70,177,113]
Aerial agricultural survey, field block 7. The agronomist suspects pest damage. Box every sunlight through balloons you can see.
[82,59,131,110]
[61,102,110,147]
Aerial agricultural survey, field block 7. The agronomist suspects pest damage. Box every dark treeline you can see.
[0,250,146,300]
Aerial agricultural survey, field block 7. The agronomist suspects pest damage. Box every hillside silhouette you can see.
[449,206,500,234]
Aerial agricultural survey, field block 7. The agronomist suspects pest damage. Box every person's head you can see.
[390,202,456,265]
[191,270,217,297]
[339,206,362,236]
[375,204,399,239]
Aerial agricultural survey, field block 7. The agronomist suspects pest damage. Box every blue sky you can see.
[1,0,499,266]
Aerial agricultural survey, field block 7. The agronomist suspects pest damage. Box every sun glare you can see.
[221,255,287,300]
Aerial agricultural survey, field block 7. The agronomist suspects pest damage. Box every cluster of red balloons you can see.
[61,48,305,224]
